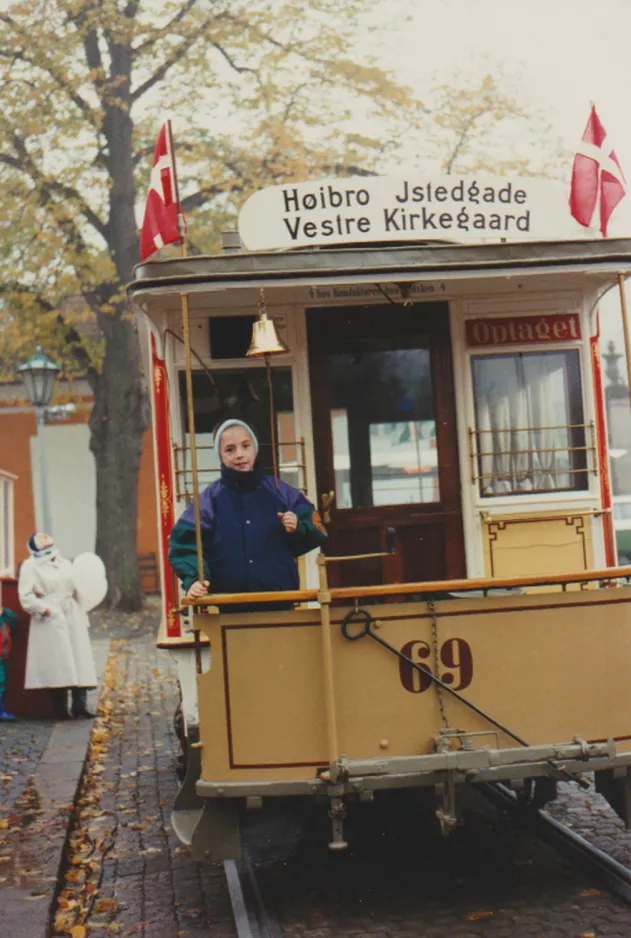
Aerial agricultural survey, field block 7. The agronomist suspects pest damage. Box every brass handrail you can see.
[468,421,598,486]
[173,437,307,500]
[182,563,631,607]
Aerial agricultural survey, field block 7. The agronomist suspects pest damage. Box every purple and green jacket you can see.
[168,464,327,601]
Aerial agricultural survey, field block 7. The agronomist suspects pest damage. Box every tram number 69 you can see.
[398,639,473,693]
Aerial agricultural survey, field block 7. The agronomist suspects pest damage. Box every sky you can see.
[368,0,631,368]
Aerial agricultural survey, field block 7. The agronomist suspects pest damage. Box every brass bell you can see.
[246,291,288,357]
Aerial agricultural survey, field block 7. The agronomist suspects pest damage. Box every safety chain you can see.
[428,599,449,730]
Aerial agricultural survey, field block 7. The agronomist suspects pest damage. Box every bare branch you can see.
[130,34,199,101]
[0,148,108,242]
[56,311,100,388]
[0,281,100,384]
[209,39,257,76]
[0,135,104,262]
[180,182,244,214]
[444,107,494,174]
[133,0,201,55]
[130,11,258,102]
[0,15,101,129]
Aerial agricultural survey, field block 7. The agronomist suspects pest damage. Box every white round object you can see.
[72,552,108,612]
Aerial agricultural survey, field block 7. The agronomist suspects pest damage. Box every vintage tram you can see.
[128,173,631,861]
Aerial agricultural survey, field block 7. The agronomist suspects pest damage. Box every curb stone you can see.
[0,639,110,938]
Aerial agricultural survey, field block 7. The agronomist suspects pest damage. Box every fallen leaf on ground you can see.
[580,888,601,897]
[467,910,494,921]
[95,898,117,912]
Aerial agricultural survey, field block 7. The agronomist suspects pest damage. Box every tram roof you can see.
[128,237,631,301]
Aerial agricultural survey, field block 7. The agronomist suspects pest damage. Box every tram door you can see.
[307,303,465,589]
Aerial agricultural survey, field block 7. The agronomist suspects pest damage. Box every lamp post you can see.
[17,346,61,537]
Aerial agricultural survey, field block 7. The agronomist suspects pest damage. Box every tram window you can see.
[471,350,588,497]
[208,316,257,360]
[328,347,439,509]
[177,367,301,500]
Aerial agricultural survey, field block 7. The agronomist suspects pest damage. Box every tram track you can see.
[224,856,284,938]
[223,789,631,938]
[482,781,631,906]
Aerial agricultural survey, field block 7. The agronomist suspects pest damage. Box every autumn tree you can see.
[423,73,568,178]
[0,0,414,608]
[0,2,563,610]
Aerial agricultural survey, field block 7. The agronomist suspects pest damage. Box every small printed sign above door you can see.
[465,313,582,347]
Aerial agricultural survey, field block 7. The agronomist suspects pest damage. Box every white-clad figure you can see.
[18,533,97,720]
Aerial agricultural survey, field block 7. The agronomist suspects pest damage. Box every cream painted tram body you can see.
[129,235,631,861]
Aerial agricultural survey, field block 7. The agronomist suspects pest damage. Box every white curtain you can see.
[474,352,578,496]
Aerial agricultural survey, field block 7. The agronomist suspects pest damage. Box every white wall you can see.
[30,423,96,558]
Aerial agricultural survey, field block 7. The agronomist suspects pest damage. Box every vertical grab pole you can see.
[166,118,204,674]
[180,285,204,675]
[316,554,340,765]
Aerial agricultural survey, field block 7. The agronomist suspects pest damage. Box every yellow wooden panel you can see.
[195,587,631,784]
[224,624,328,767]
[482,513,594,581]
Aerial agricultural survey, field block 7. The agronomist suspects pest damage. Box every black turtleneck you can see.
[220,461,266,492]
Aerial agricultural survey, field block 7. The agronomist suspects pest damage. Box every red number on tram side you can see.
[398,638,473,693]
[398,640,432,693]
[440,638,473,691]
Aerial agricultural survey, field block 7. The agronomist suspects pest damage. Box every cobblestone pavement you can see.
[0,720,53,823]
[53,601,237,938]
[548,779,631,870]
[257,787,631,938]
[48,601,631,937]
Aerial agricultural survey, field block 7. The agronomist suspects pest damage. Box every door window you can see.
[327,346,439,509]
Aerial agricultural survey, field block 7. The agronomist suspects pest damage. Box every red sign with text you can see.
[466,313,581,347]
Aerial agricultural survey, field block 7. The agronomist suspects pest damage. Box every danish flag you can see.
[140,121,186,261]
[569,105,626,237]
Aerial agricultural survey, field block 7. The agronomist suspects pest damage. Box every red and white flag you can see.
[140,121,186,261]
[570,105,626,237]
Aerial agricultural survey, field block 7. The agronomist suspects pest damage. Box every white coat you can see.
[18,553,97,690]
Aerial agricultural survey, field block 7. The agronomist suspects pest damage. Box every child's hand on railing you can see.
[187,580,210,600]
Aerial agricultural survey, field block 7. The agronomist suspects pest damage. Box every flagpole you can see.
[166,122,205,623]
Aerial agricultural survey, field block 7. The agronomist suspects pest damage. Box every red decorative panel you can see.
[151,335,180,638]
[590,320,616,566]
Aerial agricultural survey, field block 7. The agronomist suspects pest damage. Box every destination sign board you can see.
[237,175,590,251]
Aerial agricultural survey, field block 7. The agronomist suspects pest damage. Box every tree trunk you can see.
[90,309,149,611]
[90,39,149,610]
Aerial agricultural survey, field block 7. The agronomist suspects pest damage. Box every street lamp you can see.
[17,346,61,537]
